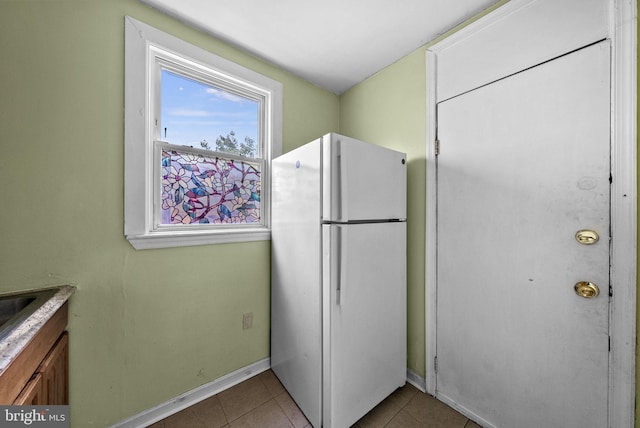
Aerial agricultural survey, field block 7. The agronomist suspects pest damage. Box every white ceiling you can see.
[139,0,500,94]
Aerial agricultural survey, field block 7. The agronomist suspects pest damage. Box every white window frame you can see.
[125,16,282,249]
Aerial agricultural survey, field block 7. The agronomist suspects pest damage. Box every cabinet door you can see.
[13,373,44,405]
[38,332,69,405]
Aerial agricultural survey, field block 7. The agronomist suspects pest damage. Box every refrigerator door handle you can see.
[335,139,349,221]
[336,226,346,306]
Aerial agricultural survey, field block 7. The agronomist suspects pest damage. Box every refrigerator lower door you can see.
[322,222,407,428]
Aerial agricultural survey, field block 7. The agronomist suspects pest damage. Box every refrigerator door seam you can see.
[321,219,407,225]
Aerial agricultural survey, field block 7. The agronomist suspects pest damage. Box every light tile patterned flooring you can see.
[148,370,481,428]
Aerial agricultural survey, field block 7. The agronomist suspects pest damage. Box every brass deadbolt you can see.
[574,281,600,298]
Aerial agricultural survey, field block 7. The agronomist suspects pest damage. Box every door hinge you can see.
[434,356,438,373]
[434,140,440,156]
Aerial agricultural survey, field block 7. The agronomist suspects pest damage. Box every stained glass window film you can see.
[159,144,262,225]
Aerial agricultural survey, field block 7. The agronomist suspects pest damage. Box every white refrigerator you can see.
[271,133,407,428]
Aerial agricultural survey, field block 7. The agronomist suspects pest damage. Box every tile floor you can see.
[147,370,481,428]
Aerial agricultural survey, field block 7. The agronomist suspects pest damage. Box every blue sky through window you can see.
[160,70,259,151]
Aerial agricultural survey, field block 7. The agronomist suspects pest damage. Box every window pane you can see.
[161,70,260,157]
[161,148,261,225]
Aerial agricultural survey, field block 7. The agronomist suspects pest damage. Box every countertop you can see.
[0,285,76,374]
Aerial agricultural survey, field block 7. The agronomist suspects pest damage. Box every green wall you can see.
[637,5,639,426]
[0,1,339,426]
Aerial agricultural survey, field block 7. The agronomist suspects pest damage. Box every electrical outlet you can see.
[242,312,253,330]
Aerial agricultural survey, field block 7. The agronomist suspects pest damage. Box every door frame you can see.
[424,0,637,426]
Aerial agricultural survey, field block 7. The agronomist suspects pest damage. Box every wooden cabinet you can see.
[37,332,69,405]
[0,302,69,404]
[13,332,69,405]
[13,373,44,405]
[11,332,68,405]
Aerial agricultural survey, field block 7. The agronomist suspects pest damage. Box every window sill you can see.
[126,228,271,250]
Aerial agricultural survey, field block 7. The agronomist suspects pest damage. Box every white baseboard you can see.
[110,357,271,428]
[406,368,427,392]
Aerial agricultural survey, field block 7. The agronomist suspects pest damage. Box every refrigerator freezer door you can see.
[322,133,407,222]
[322,222,407,428]
[271,138,323,428]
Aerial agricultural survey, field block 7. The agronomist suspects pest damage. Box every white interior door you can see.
[436,41,611,428]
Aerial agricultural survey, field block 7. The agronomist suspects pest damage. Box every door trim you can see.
[424,0,637,426]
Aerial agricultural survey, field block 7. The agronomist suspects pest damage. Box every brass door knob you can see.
[574,281,600,298]
[575,230,599,245]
